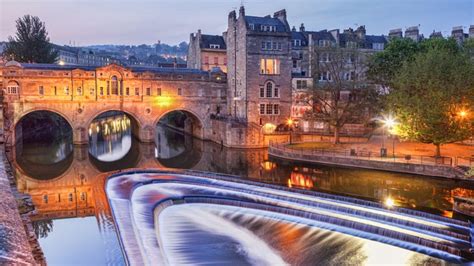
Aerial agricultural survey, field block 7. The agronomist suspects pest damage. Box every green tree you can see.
[367,38,420,88]
[389,48,474,157]
[3,15,58,63]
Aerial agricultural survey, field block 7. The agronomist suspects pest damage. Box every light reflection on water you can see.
[10,115,474,265]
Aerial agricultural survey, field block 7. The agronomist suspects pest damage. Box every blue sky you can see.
[0,0,472,45]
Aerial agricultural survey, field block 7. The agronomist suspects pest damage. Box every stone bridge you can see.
[0,61,227,145]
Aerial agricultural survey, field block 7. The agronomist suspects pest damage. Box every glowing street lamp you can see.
[458,110,468,119]
[381,116,398,157]
[287,118,294,144]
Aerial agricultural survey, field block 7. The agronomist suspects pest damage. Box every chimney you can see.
[469,25,474,38]
[355,25,366,39]
[239,6,245,17]
[273,9,287,21]
[292,26,296,32]
[300,23,305,32]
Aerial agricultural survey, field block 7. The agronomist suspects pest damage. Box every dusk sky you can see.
[1,0,473,46]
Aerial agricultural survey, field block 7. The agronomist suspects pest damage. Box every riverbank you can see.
[0,146,37,264]
[269,142,472,180]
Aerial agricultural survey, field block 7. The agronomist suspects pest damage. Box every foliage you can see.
[306,46,381,143]
[3,15,58,63]
[32,219,54,239]
[389,47,474,156]
[466,166,474,177]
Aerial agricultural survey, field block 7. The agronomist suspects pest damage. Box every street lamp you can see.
[458,110,468,119]
[287,118,294,144]
[380,116,397,158]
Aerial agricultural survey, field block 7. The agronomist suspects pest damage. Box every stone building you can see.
[451,26,470,44]
[288,24,387,133]
[187,30,228,72]
[226,7,292,131]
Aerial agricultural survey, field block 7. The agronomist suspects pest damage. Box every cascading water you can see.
[106,170,474,265]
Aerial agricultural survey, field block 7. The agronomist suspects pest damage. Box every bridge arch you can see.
[86,109,142,139]
[14,109,74,147]
[154,108,205,139]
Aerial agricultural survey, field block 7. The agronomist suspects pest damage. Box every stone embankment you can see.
[269,143,472,180]
[0,146,40,265]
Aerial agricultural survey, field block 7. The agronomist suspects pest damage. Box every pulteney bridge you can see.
[0,61,227,145]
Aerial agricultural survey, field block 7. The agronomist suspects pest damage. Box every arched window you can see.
[6,81,19,94]
[111,76,119,95]
[265,82,273,98]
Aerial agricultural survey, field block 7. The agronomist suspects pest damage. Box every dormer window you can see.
[260,25,276,32]
[319,40,331,47]
[249,24,255,30]
[209,44,220,49]
[293,39,302,47]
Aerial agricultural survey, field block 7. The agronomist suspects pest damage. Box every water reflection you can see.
[10,123,474,265]
[88,111,132,162]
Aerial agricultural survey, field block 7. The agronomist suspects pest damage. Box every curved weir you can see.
[106,170,474,265]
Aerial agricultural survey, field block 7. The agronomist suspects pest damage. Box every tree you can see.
[3,15,58,63]
[306,46,381,144]
[389,47,474,156]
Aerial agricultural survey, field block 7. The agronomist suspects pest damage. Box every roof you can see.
[8,62,207,75]
[200,34,226,50]
[365,35,387,44]
[245,16,287,32]
[306,30,336,42]
[291,31,308,46]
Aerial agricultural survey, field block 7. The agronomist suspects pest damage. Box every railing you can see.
[269,141,474,169]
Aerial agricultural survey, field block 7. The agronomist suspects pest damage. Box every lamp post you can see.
[381,117,397,158]
[287,118,294,144]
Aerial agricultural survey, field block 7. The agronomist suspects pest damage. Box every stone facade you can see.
[0,61,227,145]
[187,30,228,73]
[226,7,292,129]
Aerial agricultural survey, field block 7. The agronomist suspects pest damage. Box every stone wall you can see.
[0,146,36,265]
[269,145,469,179]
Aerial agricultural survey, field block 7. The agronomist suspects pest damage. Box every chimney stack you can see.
[300,23,305,32]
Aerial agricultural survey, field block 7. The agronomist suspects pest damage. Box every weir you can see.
[106,170,474,265]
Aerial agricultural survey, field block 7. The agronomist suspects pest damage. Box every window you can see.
[272,42,278,50]
[266,82,273,98]
[111,76,119,95]
[209,44,220,49]
[319,71,331,81]
[249,24,255,30]
[135,88,140,96]
[224,57,227,65]
[261,42,266,50]
[296,80,308,89]
[80,192,86,201]
[259,104,265,114]
[320,53,330,62]
[373,43,384,50]
[126,87,130,96]
[293,60,297,68]
[54,86,57,95]
[266,42,272,50]
[260,87,265,98]
[214,57,219,65]
[90,88,95,95]
[293,39,302,47]
[100,87,104,96]
[273,87,279,98]
[260,59,280,75]
[146,87,151,96]
[6,81,19,94]
[157,88,161,96]
[68,193,73,202]
[43,195,48,204]
[64,86,69,95]
[38,86,44,95]
[273,104,280,115]
[204,56,209,64]
[319,40,331,47]
[266,104,273,114]
[177,88,182,96]
[277,42,282,50]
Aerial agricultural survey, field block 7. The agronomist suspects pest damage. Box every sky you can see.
[0,0,473,46]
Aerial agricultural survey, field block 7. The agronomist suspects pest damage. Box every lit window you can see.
[260,59,280,75]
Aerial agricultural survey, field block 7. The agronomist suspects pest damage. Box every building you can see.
[288,24,387,133]
[451,26,469,44]
[187,30,228,72]
[226,7,292,131]
[404,26,423,42]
